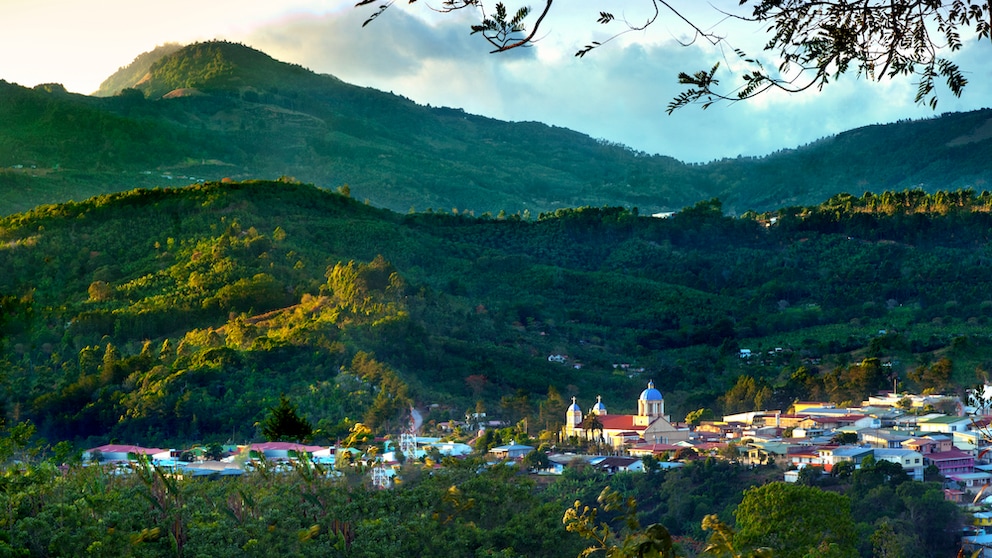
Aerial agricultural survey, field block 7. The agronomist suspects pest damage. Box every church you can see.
[563,381,689,448]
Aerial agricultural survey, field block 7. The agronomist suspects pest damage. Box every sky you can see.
[2,0,991,163]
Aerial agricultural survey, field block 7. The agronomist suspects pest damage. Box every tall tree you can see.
[734,482,857,558]
[260,395,313,442]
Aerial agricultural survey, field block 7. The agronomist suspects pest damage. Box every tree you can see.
[720,375,772,415]
[564,487,772,558]
[563,486,678,558]
[829,432,859,445]
[260,395,313,442]
[910,357,953,392]
[734,482,857,558]
[685,408,715,427]
[356,1,990,110]
[521,448,550,471]
[580,412,605,445]
[796,465,824,486]
[870,518,922,558]
[87,280,113,302]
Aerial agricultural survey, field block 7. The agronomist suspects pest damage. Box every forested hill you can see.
[2,40,992,217]
[3,180,992,446]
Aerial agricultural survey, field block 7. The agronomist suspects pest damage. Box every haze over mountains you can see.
[1,40,991,216]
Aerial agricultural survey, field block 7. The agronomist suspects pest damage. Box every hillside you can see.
[2,181,992,446]
[0,41,703,216]
[92,43,184,96]
[2,41,991,217]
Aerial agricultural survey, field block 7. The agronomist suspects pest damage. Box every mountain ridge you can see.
[2,40,991,217]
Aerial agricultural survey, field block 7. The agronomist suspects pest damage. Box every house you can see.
[176,460,245,477]
[741,441,792,467]
[918,415,973,434]
[903,435,956,454]
[949,471,992,493]
[859,429,913,449]
[772,414,813,429]
[628,443,680,458]
[792,402,837,414]
[247,442,328,461]
[744,425,786,440]
[594,456,644,474]
[792,426,828,439]
[867,391,961,411]
[788,446,828,470]
[957,431,992,464]
[695,421,746,440]
[563,382,689,448]
[797,414,878,431]
[488,441,534,460]
[872,448,925,480]
[973,511,992,528]
[82,444,166,465]
[944,487,967,504]
[723,410,784,427]
[817,445,873,473]
[547,453,594,473]
[925,449,975,477]
[431,441,474,457]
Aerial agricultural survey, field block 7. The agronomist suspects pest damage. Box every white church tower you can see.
[634,381,665,426]
[591,395,607,415]
[566,396,583,429]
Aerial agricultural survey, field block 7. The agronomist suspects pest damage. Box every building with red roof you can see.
[563,382,689,448]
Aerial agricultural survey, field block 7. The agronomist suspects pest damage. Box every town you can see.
[74,380,992,554]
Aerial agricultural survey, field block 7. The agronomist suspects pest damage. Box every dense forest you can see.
[2,180,992,448]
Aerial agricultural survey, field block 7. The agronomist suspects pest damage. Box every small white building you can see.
[488,442,534,460]
[872,448,925,480]
[82,444,165,464]
[918,415,973,434]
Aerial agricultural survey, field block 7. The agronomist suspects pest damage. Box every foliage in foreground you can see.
[0,455,583,558]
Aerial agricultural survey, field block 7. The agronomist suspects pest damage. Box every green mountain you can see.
[2,40,991,218]
[2,180,992,445]
[704,110,992,211]
[92,43,184,97]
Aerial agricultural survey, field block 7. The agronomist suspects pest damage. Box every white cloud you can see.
[246,7,991,162]
[3,0,990,162]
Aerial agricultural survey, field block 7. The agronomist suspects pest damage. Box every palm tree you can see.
[580,413,605,445]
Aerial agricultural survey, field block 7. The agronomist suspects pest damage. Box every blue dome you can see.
[592,395,606,413]
[639,381,663,401]
[568,397,581,412]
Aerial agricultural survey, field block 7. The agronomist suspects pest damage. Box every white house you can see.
[82,444,165,464]
[488,442,534,460]
[872,448,925,480]
[918,415,973,434]
[594,456,644,474]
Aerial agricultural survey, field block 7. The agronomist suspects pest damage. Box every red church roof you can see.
[598,415,647,431]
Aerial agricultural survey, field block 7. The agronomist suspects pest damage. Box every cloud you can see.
[247,8,534,81]
[246,7,992,163]
[6,0,989,162]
